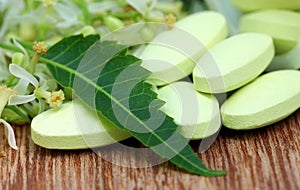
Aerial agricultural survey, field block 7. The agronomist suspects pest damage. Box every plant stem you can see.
[76,0,92,25]
[24,0,34,13]
[0,41,34,54]
[0,43,22,53]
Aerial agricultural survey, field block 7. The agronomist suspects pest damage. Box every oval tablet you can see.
[141,11,227,86]
[239,9,300,54]
[221,70,300,130]
[230,0,300,12]
[31,100,131,149]
[193,33,274,93]
[158,81,221,139]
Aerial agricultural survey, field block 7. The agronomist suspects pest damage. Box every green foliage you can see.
[41,34,226,176]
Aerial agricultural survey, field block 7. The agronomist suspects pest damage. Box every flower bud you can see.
[103,16,124,31]
[12,53,25,66]
[140,26,154,42]
[80,25,96,37]
[19,22,37,42]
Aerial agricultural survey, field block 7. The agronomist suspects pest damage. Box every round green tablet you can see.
[158,81,221,139]
[31,100,131,149]
[193,33,274,93]
[230,0,300,12]
[221,70,300,130]
[239,9,300,54]
[141,11,227,86]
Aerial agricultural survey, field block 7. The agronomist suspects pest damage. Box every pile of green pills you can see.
[32,5,300,149]
[142,8,300,136]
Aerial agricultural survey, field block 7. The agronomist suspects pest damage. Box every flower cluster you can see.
[0,0,191,149]
[0,39,65,149]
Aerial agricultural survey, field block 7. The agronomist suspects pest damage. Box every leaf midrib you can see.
[40,57,211,175]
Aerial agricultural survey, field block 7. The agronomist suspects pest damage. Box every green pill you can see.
[230,0,300,12]
[158,81,221,139]
[31,100,131,149]
[193,33,274,93]
[141,11,227,86]
[239,9,300,54]
[221,70,300,130]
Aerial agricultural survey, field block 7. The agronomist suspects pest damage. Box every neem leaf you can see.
[41,34,226,176]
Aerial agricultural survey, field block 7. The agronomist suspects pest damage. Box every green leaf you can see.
[41,34,226,176]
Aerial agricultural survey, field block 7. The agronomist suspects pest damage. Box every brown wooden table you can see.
[1,109,300,190]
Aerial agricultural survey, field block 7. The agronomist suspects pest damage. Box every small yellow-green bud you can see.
[103,16,125,31]
[80,25,96,37]
[140,26,155,42]
[12,53,25,66]
[20,22,37,42]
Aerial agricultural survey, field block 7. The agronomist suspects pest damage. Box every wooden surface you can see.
[1,110,300,190]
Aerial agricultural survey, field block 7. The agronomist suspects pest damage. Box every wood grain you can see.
[1,109,300,190]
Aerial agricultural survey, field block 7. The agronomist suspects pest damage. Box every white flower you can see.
[126,0,157,16]
[0,85,18,150]
[88,1,119,14]
[1,0,84,43]
[8,64,64,109]
[53,0,84,29]
[8,64,39,105]
[46,89,65,109]
[12,38,30,67]
[0,0,24,40]
[126,0,165,22]
[0,119,18,150]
